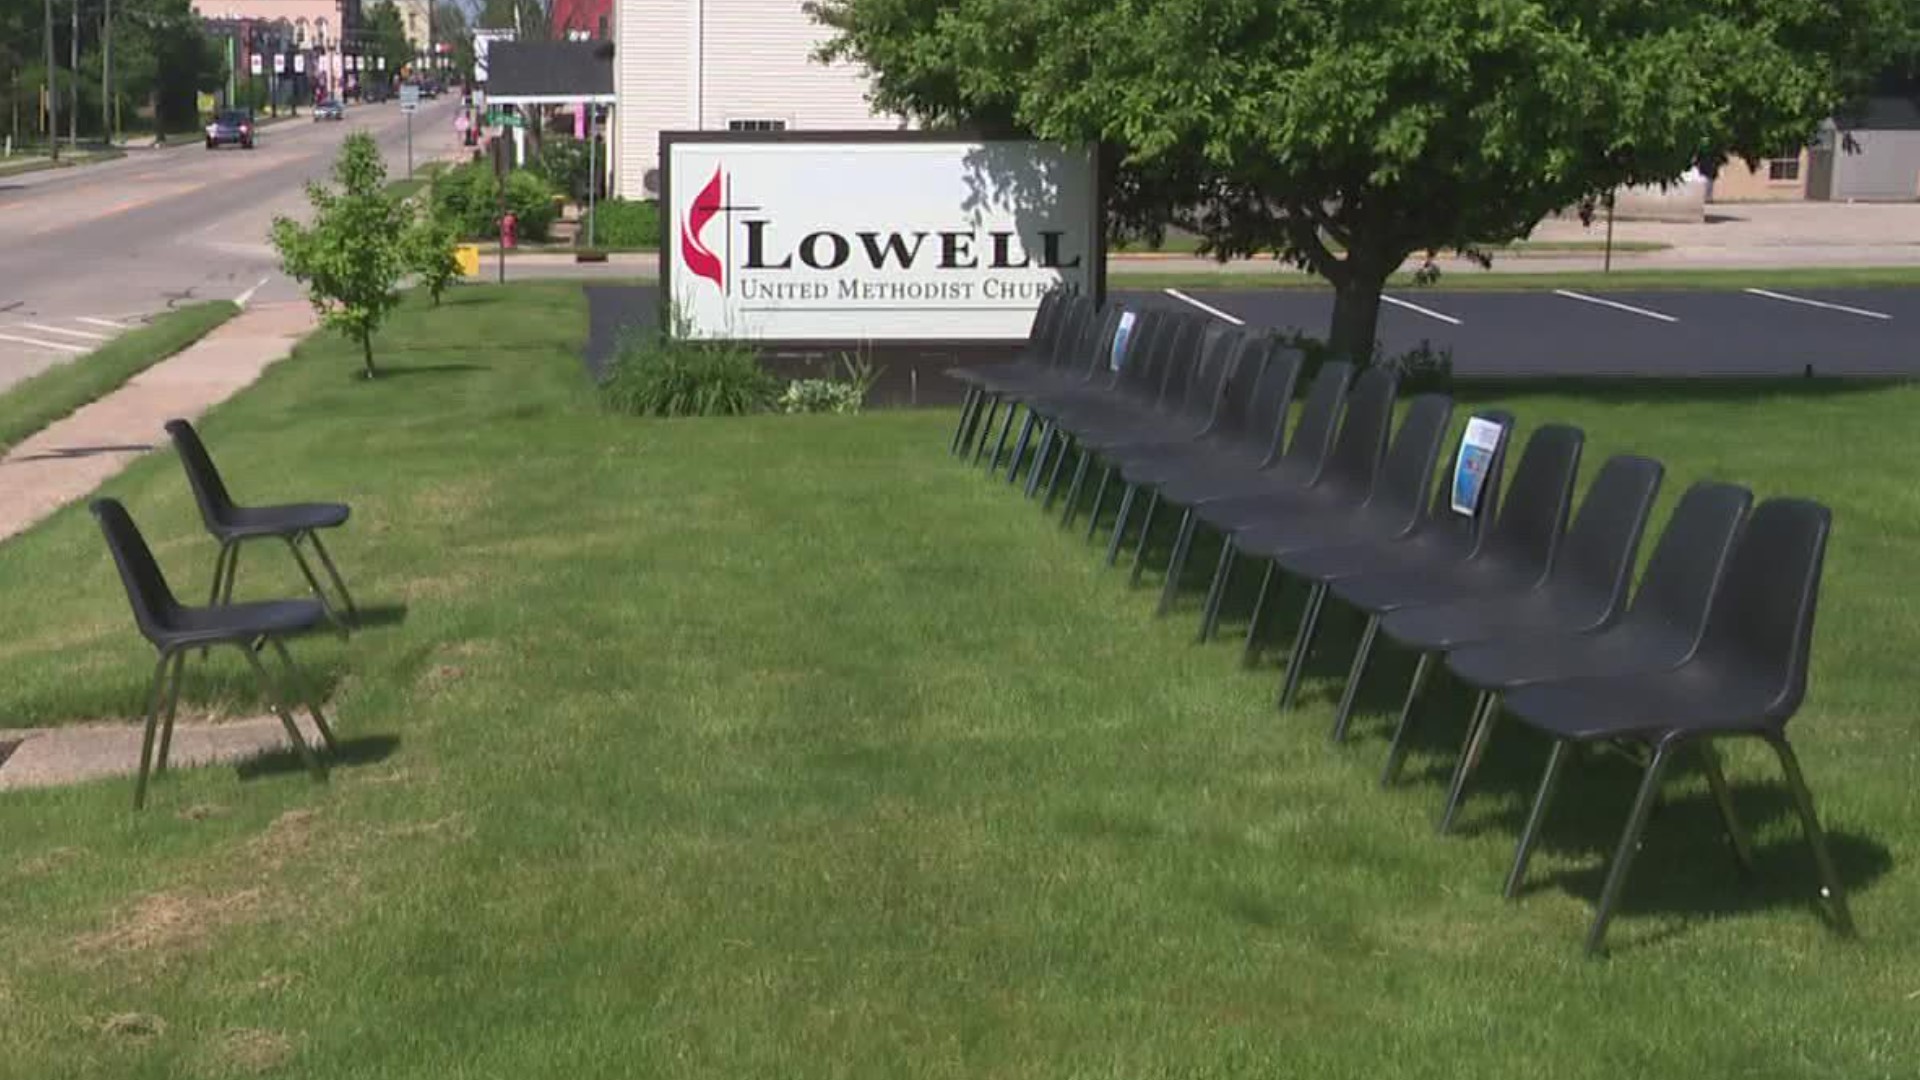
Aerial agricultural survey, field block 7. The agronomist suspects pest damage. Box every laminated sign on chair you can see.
[1452,416,1505,516]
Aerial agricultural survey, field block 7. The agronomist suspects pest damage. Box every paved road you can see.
[0,99,461,392]
[1128,285,1920,377]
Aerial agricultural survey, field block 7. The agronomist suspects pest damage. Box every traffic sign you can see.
[399,84,421,112]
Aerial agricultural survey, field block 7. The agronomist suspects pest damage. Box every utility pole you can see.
[101,0,112,142]
[44,0,58,161]
[68,0,77,147]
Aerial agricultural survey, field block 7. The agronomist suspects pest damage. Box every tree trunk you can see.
[1327,261,1391,366]
[360,331,378,378]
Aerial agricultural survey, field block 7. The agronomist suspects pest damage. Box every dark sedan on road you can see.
[205,110,256,150]
[314,99,345,121]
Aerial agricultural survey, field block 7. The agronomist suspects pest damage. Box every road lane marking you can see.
[236,276,272,307]
[0,332,87,352]
[1743,288,1892,320]
[1163,288,1247,326]
[78,317,129,329]
[1381,294,1463,325]
[1552,289,1679,323]
[23,323,110,341]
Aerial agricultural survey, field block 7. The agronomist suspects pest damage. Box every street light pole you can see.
[43,0,58,161]
[68,0,78,147]
[102,0,112,142]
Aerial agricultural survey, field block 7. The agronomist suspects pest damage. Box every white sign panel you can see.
[664,137,1100,342]
[293,54,306,74]
[249,54,263,76]
[472,28,515,83]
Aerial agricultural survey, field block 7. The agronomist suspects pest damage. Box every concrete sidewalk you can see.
[0,301,315,545]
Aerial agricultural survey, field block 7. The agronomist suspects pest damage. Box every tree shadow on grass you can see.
[375,363,490,379]
[237,733,400,780]
[349,603,409,630]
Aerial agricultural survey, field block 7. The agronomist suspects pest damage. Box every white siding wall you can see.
[613,0,901,200]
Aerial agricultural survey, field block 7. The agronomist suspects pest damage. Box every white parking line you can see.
[1743,288,1892,320]
[1381,294,1463,325]
[1552,289,1679,323]
[1163,288,1247,326]
[0,331,87,353]
[236,275,271,307]
[77,316,129,329]
[22,323,110,341]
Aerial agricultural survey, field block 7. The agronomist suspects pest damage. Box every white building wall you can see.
[613,0,901,200]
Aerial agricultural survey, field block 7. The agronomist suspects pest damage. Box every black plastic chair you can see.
[167,418,358,629]
[1424,480,1751,833]
[1372,455,1665,823]
[1497,498,1853,955]
[1301,424,1584,722]
[947,289,1071,454]
[91,499,338,810]
[966,299,1109,468]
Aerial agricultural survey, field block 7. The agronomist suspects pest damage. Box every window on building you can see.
[728,119,789,133]
[1768,157,1802,182]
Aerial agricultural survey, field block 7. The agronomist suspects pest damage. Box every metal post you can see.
[1604,192,1616,273]
[43,0,57,161]
[406,108,413,176]
[586,104,597,248]
[101,0,111,142]
[68,0,77,147]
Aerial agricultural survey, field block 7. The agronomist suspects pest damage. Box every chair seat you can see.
[215,502,350,539]
[1196,480,1353,534]
[1118,442,1257,486]
[1443,622,1699,692]
[157,598,330,648]
[1379,589,1604,653]
[1331,557,1542,616]
[1501,662,1786,741]
[1275,530,1472,585]
[1233,507,1406,562]
[1159,459,1313,508]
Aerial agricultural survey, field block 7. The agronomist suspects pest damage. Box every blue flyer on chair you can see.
[1451,416,1504,516]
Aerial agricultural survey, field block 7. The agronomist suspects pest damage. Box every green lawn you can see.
[0,302,240,454]
[0,284,1916,1078]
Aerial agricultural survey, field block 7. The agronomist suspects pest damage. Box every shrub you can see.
[430,162,559,243]
[533,136,591,201]
[579,198,660,250]
[601,330,778,418]
[777,352,885,415]
[405,213,463,306]
[1276,328,1453,394]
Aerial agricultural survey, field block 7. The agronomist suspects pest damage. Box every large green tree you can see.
[813,0,1915,362]
[362,1,415,84]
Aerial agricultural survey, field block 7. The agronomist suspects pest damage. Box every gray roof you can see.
[485,41,614,100]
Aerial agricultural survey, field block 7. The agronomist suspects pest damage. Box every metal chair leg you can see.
[1379,652,1435,785]
[207,541,236,608]
[305,532,359,621]
[949,388,979,455]
[1586,740,1677,955]
[1104,484,1139,566]
[154,651,188,775]
[239,644,328,784]
[1242,560,1279,668]
[1769,735,1856,936]
[286,538,348,635]
[1277,582,1327,711]
[960,392,993,458]
[971,398,1000,465]
[269,638,339,753]
[1006,411,1039,483]
[1024,423,1056,497]
[1041,435,1074,508]
[131,654,174,811]
[1128,492,1161,586]
[1058,450,1091,525]
[1084,467,1113,541]
[1328,615,1381,743]
[1198,542,1235,643]
[221,542,242,605]
[986,402,1018,471]
[1157,509,1197,616]
[1697,741,1756,875]
[1437,692,1500,834]
[1505,739,1573,898]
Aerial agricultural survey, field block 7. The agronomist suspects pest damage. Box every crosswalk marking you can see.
[0,332,87,353]
[22,322,111,341]
[77,316,129,329]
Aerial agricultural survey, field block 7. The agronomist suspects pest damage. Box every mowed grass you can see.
[0,284,1917,1078]
[0,302,240,453]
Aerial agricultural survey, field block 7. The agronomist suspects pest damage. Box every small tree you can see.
[271,133,411,379]
[406,213,463,307]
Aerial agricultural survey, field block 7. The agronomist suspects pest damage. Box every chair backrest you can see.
[1018,289,1067,363]
[90,499,181,645]
[1547,455,1665,624]
[165,418,237,529]
[1130,311,1198,404]
[1043,295,1093,372]
[1208,337,1289,450]
[1482,423,1584,580]
[1313,365,1398,493]
[1622,481,1753,647]
[1069,304,1128,383]
[1166,323,1240,422]
[1697,497,1832,721]
[1406,409,1517,556]
[1350,394,1455,533]
[1269,359,1352,470]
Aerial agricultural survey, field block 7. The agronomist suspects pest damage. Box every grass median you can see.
[0,283,1915,1077]
[0,301,240,454]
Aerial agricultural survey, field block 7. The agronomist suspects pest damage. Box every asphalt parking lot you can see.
[1123,286,1920,377]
